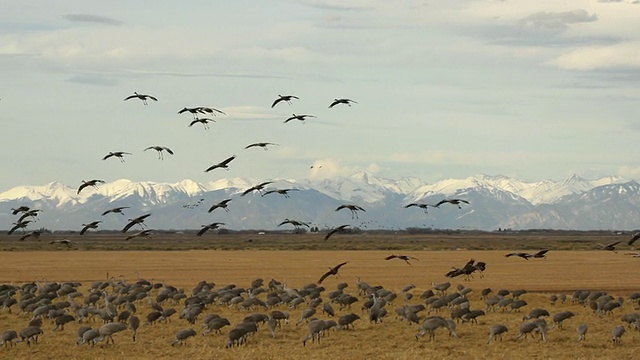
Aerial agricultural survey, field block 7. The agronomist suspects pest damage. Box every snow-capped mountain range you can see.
[0,173,637,231]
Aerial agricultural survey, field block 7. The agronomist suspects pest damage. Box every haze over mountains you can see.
[1,173,638,232]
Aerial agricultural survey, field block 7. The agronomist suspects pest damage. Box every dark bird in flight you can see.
[284,114,315,124]
[205,155,236,172]
[629,233,640,246]
[241,181,273,196]
[404,203,435,213]
[335,204,366,219]
[8,220,31,235]
[102,151,132,162]
[10,206,30,215]
[504,249,549,260]
[179,107,225,118]
[435,199,470,209]
[124,92,158,105]
[144,146,174,160]
[208,199,232,213]
[102,207,130,216]
[121,214,152,233]
[597,241,620,252]
[196,222,225,236]
[17,209,42,223]
[126,229,153,241]
[385,254,419,266]
[245,142,279,150]
[189,118,216,129]
[77,179,105,195]
[80,221,101,235]
[19,230,41,241]
[262,189,299,198]
[317,262,348,284]
[278,219,310,229]
[329,98,357,108]
[50,239,75,247]
[324,224,350,241]
[271,95,299,108]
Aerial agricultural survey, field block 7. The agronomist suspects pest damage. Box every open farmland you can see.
[1,232,639,359]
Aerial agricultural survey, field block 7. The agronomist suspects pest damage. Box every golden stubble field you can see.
[1,246,639,359]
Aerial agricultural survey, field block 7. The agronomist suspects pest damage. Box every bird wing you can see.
[77,183,89,194]
[356,205,366,212]
[277,220,291,227]
[504,253,517,257]
[385,255,397,260]
[328,100,339,108]
[317,270,331,284]
[102,153,114,160]
[629,233,640,246]
[535,249,549,256]
[271,98,283,108]
[221,156,236,166]
[335,205,346,211]
[262,190,276,196]
[121,221,136,233]
[144,146,155,151]
[334,262,348,271]
[163,147,174,155]
[459,200,470,204]
[147,95,158,101]
[189,119,200,127]
[123,95,137,101]
[196,226,209,236]
[434,200,448,207]
[205,164,219,172]
[80,225,90,235]
[608,241,621,247]
[245,143,258,149]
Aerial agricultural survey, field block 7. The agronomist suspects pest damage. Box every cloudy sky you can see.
[1,0,639,191]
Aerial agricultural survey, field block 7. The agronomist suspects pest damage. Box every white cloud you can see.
[549,41,640,70]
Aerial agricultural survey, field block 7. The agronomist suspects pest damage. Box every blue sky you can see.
[1,0,639,191]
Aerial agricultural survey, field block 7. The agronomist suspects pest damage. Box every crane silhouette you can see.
[124,92,157,105]
[317,262,348,284]
[435,199,470,209]
[404,203,435,213]
[262,189,299,198]
[284,114,315,124]
[205,155,236,172]
[144,146,174,160]
[126,229,153,241]
[196,222,225,236]
[102,207,130,216]
[102,151,132,162]
[179,106,225,118]
[189,118,216,129]
[77,180,105,195]
[80,221,101,235]
[208,199,232,213]
[329,98,357,108]
[121,214,152,233]
[324,224,350,240]
[335,204,366,219]
[271,95,299,108]
[245,142,279,150]
[385,254,419,266]
[241,181,273,196]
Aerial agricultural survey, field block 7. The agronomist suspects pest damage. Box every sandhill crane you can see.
[205,155,236,172]
[171,329,197,346]
[179,106,225,118]
[17,209,42,222]
[189,117,215,129]
[335,204,365,219]
[624,252,640,257]
[196,223,225,236]
[121,214,152,233]
[318,262,348,284]
[551,311,575,329]
[125,229,153,241]
[98,322,127,344]
[50,239,75,247]
[245,142,279,150]
[271,94,299,108]
[11,206,30,215]
[505,249,549,260]
[324,224,350,240]
[129,316,140,341]
[329,98,357,108]
[1,330,18,348]
[404,203,434,213]
[77,179,105,194]
[435,199,469,209]
[80,221,101,235]
[19,326,43,345]
[208,199,231,213]
[262,188,299,198]
[612,325,625,344]
[124,92,157,105]
[577,324,588,342]
[241,181,273,196]
[284,114,315,124]
[278,219,310,229]
[629,232,640,246]
[102,207,130,216]
[8,220,31,235]
[302,319,324,346]
[102,151,131,162]
[597,241,620,252]
[385,254,418,266]
[144,146,173,160]
[487,324,508,344]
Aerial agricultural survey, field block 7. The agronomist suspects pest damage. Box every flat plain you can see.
[0,231,638,359]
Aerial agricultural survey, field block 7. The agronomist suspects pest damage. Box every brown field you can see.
[1,233,639,359]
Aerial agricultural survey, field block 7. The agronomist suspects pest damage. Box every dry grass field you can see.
[1,232,639,359]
